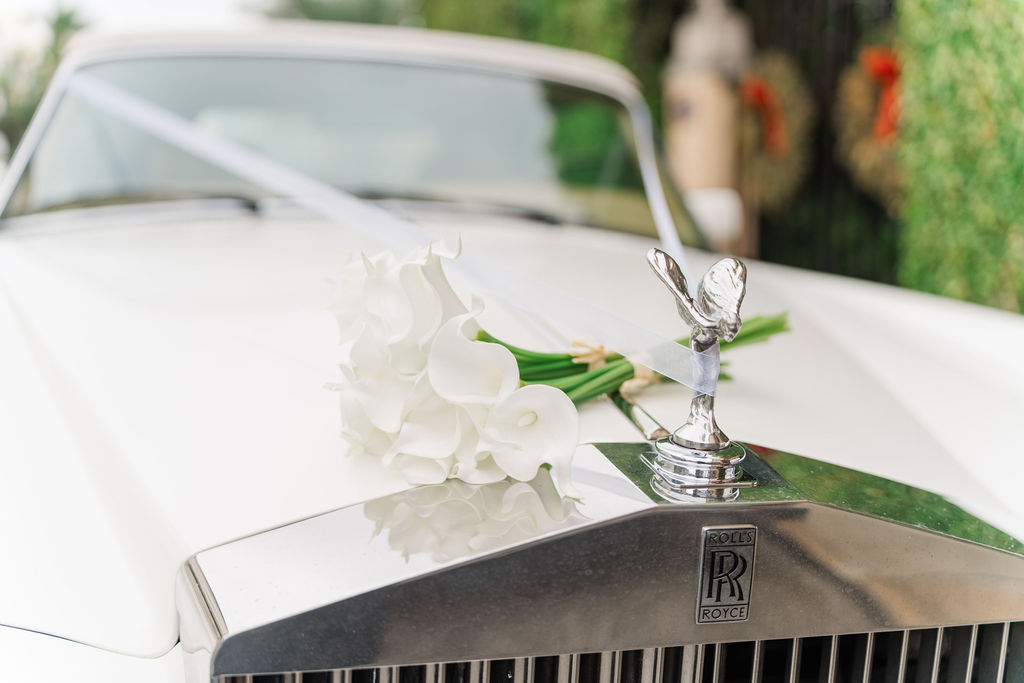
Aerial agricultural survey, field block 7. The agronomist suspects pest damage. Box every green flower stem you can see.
[517,358,585,375]
[720,312,790,351]
[476,312,789,407]
[522,360,622,392]
[565,359,636,404]
[475,330,566,362]
[520,366,588,381]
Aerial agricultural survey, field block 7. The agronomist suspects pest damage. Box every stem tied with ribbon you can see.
[478,312,789,405]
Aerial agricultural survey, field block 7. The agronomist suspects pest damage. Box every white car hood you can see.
[2,209,1023,657]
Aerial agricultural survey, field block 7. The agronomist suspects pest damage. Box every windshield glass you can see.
[4,55,699,242]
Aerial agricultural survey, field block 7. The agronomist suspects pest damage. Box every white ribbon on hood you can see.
[66,73,719,395]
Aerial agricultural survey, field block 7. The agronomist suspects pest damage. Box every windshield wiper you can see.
[355,190,567,226]
[33,191,264,215]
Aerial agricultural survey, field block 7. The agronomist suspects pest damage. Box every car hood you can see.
[2,207,1023,657]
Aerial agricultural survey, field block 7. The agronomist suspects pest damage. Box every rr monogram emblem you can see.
[697,525,756,623]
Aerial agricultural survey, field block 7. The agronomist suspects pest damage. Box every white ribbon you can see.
[66,74,719,395]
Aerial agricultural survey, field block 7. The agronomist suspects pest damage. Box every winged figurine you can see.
[646,248,747,451]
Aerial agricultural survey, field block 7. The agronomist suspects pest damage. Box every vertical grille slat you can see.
[820,635,838,683]
[619,650,643,683]
[710,644,725,683]
[976,622,1010,683]
[557,654,580,683]
[946,624,979,682]
[598,651,620,683]
[748,642,763,683]
[883,630,909,683]
[218,620,1024,683]
[785,639,801,683]
[1006,622,1024,683]
[851,632,875,683]
[679,645,700,683]
[913,628,943,683]
[638,648,659,683]
[692,644,706,683]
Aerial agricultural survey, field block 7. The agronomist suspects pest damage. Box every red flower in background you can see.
[741,75,789,156]
[860,46,900,143]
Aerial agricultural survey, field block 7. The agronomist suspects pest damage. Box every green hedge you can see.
[898,0,1024,312]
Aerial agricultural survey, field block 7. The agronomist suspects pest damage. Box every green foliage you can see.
[549,101,642,188]
[420,0,632,65]
[267,0,417,24]
[0,7,84,150]
[898,0,1024,312]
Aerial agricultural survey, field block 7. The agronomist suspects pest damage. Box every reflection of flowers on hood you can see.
[330,245,579,496]
[364,469,584,563]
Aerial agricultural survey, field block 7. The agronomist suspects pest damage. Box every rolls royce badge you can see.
[697,525,757,623]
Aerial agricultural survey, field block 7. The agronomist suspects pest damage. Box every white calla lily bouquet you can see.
[330,246,579,496]
[330,247,787,498]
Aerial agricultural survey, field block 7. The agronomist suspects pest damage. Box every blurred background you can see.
[1,0,1020,313]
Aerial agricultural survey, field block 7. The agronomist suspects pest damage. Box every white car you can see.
[1,21,1022,683]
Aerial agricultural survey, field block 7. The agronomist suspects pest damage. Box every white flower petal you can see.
[390,453,454,485]
[421,246,468,321]
[484,384,579,488]
[428,311,519,405]
[387,399,462,461]
[351,374,417,433]
[452,451,507,484]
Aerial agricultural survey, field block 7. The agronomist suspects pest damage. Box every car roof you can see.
[63,20,644,104]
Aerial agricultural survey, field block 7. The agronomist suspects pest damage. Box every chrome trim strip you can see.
[472,660,488,683]
[822,635,838,683]
[598,652,619,683]
[691,645,705,683]
[639,649,657,683]
[710,644,724,683]
[785,639,800,683]
[886,630,908,683]
[184,556,227,638]
[996,622,1011,683]
[557,654,578,683]
[679,645,698,683]
[749,641,763,683]
[860,632,875,683]
[917,627,944,683]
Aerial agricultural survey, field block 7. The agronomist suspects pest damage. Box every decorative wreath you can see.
[834,38,903,215]
[737,50,816,216]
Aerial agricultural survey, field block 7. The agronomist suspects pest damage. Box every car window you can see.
[4,55,700,243]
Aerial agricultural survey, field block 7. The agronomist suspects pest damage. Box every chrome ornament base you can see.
[645,438,755,501]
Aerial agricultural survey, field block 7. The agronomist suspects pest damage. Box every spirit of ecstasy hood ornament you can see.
[646,249,752,499]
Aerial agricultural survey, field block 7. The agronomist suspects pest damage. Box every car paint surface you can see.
[3,206,1024,663]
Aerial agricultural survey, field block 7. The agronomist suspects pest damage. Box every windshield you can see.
[4,55,699,242]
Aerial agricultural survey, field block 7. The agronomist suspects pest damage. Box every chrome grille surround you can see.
[181,443,1024,682]
[218,621,1024,683]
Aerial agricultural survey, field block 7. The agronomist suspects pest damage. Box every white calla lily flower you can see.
[330,247,579,496]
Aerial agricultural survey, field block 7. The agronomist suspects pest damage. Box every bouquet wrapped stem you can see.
[478,313,789,405]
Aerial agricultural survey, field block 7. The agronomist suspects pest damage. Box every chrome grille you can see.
[220,621,1024,683]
